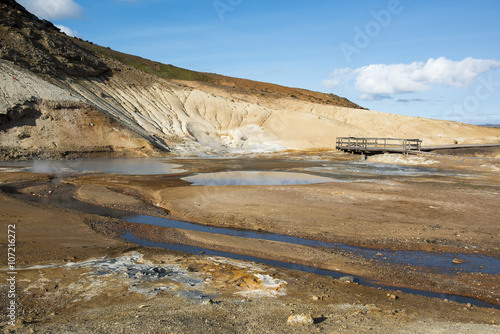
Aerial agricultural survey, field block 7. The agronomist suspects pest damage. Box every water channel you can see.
[1,156,498,309]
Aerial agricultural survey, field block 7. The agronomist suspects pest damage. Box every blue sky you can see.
[18,0,500,124]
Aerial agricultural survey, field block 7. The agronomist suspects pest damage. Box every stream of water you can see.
[121,232,500,310]
[1,157,497,309]
[122,215,500,276]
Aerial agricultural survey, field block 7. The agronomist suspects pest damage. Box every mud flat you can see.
[0,152,499,333]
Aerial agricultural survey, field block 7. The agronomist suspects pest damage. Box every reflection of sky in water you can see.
[305,161,473,179]
[0,157,475,179]
[182,171,334,186]
[124,215,500,275]
[122,232,500,309]
[0,158,185,175]
[330,162,436,176]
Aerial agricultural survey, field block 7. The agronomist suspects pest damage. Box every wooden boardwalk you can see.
[336,137,422,154]
[420,144,500,151]
[336,137,500,155]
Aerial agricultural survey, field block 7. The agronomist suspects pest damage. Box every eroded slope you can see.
[1,0,499,159]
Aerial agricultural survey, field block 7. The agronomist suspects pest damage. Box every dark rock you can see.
[0,0,110,77]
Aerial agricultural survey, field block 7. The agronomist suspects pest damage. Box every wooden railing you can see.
[336,137,422,154]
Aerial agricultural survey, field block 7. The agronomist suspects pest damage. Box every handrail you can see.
[336,137,422,153]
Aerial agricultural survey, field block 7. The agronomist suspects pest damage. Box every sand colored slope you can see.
[0,61,160,159]
[0,60,80,114]
[1,0,500,156]
[1,58,500,156]
[61,67,500,153]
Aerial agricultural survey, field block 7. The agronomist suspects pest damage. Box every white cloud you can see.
[323,57,500,97]
[354,62,429,94]
[321,68,352,88]
[55,24,78,37]
[356,57,500,94]
[18,0,83,20]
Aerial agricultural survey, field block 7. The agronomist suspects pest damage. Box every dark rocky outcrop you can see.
[0,0,109,77]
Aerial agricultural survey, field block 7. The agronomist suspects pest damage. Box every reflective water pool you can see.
[303,161,473,181]
[0,156,474,181]
[181,171,335,186]
[0,158,185,175]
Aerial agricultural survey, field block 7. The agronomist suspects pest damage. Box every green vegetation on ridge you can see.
[76,40,213,82]
[74,39,364,109]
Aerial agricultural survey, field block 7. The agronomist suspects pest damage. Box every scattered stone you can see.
[452,258,465,264]
[312,295,321,301]
[138,305,147,309]
[202,299,215,305]
[387,294,398,300]
[287,314,314,326]
[339,276,355,283]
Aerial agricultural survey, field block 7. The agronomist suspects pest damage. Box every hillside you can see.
[75,40,365,110]
[1,0,499,160]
